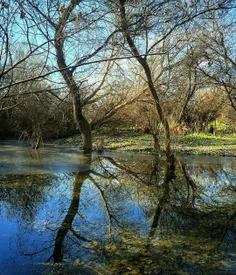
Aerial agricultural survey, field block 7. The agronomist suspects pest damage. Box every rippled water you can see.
[0,141,235,274]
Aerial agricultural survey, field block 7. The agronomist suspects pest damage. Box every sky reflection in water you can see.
[0,143,235,274]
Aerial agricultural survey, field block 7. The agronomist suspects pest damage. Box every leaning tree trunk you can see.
[119,0,174,160]
[54,3,92,151]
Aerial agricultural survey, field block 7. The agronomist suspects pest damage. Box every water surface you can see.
[0,141,235,274]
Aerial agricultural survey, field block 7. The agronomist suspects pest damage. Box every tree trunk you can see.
[119,0,174,160]
[54,15,92,151]
[152,133,161,155]
[72,95,92,151]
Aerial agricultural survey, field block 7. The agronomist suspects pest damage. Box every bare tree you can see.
[0,0,55,110]
[18,0,119,151]
[115,0,234,159]
[196,11,236,111]
[1,0,235,149]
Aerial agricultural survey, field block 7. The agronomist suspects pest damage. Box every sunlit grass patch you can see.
[138,134,152,141]
[173,133,236,147]
[52,130,236,156]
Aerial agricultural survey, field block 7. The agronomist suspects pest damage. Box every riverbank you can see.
[50,131,236,157]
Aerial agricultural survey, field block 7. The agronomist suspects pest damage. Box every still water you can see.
[0,141,235,274]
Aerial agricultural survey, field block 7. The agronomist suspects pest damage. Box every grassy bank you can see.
[51,131,236,157]
[172,133,236,156]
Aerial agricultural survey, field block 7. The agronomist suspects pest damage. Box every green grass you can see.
[141,145,152,150]
[108,133,236,156]
[109,140,137,149]
[51,131,236,156]
[173,133,236,147]
[138,134,152,141]
[172,133,236,156]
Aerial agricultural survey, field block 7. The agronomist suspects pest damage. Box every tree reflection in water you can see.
[0,155,235,274]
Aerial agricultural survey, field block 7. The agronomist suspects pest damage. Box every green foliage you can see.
[208,121,236,134]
